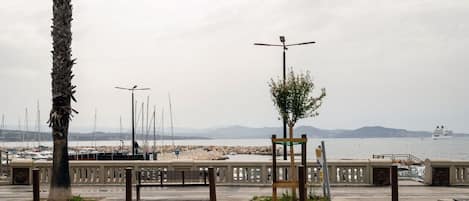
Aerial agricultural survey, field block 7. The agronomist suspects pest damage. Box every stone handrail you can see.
[10,159,393,186]
[424,159,469,185]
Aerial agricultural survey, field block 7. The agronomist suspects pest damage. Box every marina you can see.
[2,136,469,162]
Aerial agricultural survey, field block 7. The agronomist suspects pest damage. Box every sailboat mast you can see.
[119,115,123,140]
[168,93,175,149]
[141,102,145,148]
[93,109,97,148]
[1,114,4,129]
[161,108,164,154]
[1,114,4,146]
[37,100,41,147]
[152,106,156,159]
[18,117,23,145]
[25,108,29,148]
[146,96,149,136]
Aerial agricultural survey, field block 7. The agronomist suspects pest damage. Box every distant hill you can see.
[0,129,209,142]
[177,125,469,139]
[1,126,468,141]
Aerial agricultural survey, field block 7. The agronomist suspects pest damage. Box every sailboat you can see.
[168,93,179,159]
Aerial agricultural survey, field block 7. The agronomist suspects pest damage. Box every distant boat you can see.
[17,151,51,161]
[432,125,452,140]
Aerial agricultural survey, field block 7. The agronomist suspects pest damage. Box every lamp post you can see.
[115,85,150,159]
[254,36,315,160]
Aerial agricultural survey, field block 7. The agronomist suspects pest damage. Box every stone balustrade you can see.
[10,159,393,186]
[424,159,469,185]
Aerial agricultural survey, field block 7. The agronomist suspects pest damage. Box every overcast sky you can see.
[0,0,468,133]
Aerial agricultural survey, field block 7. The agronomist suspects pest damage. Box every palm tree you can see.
[269,69,326,199]
[48,0,76,200]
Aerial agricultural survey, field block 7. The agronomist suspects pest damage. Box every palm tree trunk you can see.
[49,0,75,200]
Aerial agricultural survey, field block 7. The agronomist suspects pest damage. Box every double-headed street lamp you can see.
[254,36,315,160]
[115,85,150,159]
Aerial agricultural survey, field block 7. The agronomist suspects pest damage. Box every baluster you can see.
[353,168,357,183]
[463,167,469,183]
[88,168,93,184]
[348,168,352,183]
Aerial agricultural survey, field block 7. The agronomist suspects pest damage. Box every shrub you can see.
[251,192,327,201]
[69,195,84,201]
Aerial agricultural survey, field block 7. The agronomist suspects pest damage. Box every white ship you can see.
[432,125,453,140]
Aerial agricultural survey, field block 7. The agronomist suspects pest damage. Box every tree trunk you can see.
[49,0,75,200]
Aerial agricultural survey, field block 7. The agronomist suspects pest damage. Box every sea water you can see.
[2,137,469,160]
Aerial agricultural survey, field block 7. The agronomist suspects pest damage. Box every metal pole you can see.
[282,45,288,195]
[321,141,331,200]
[208,167,216,201]
[272,135,277,182]
[282,48,287,161]
[301,134,307,169]
[125,167,132,201]
[33,168,39,201]
[137,171,141,201]
[391,165,398,201]
[272,134,277,201]
[301,134,307,197]
[131,90,135,159]
[298,165,306,201]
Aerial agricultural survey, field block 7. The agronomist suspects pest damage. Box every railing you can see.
[11,158,469,186]
[424,159,469,185]
[10,159,393,186]
[455,165,469,184]
[372,154,423,164]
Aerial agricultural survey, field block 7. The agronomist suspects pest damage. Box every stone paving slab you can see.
[0,185,468,201]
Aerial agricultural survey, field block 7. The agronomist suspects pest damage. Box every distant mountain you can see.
[334,126,427,138]
[177,125,469,139]
[2,126,468,141]
[0,129,209,142]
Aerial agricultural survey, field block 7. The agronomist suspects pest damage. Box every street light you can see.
[254,36,316,160]
[115,85,150,159]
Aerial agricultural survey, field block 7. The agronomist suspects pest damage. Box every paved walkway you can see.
[0,184,468,201]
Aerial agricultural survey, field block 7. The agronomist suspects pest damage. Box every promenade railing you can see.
[424,159,469,185]
[10,159,394,186]
[10,158,469,186]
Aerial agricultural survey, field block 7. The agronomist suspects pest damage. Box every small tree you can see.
[269,69,326,130]
[269,69,326,199]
